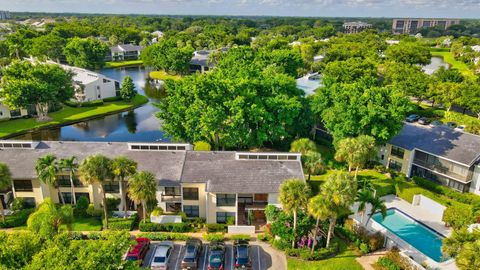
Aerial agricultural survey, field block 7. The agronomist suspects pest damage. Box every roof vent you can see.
[128,143,192,152]
[235,152,301,161]
[0,141,39,150]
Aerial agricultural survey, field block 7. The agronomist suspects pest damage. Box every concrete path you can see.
[355,249,388,270]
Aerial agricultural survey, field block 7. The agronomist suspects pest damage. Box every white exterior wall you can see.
[0,103,28,120]
[267,193,280,207]
[469,165,480,195]
[81,75,117,101]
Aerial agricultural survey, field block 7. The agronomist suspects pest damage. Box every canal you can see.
[11,66,170,142]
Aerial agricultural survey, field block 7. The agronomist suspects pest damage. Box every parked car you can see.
[429,120,443,127]
[234,240,251,270]
[405,114,420,122]
[151,241,174,270]
[417,117,430,125]
[181,238,203,270]
[446,122,457,128]
[455,125,466,132]
[125,237,150,265]
[208,241,225,270]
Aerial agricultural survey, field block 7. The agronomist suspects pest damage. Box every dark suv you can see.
[234,240,251,270]
[181,238,203,270]
[208,241,225,270]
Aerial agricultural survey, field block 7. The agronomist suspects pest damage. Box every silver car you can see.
[151,241,174,270]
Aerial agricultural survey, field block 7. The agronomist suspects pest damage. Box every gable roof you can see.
[389,123,480,166]
[111,44,144,53]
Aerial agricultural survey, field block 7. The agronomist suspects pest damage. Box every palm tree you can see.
[356,189,373,224]
[128,171,157,223]
[35,154,65,205]
[308,195,333,254]
[335,135,376,178]
[364,196,387,226]
[0,163,12,222]
[334,137,358,173]
[112,156,137,219]
[58,156,78,205]
[79,154,113,229]
[279,178,311,248]
[290,138,317,155]
[304,151,324,181]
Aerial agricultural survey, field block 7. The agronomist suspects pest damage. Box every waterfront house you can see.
[106,44,144,62]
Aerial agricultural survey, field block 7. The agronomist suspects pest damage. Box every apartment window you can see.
[166,202,181,213]
[14,180,33,192]
[217,194,236,207]
[391,146,405,159]
[57,175,84,187]
[164,187,180,196]
[448,180,467,193]
[216,212,235,224]
[75,193,90,203]
[388,160,402,172]
[59,192,73,204]
[183,188,199,200]
[22,197,36,208]
[183,205,199,218]
[103,182,120,193]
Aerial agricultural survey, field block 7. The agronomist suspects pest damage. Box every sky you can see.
[0,0,479,18]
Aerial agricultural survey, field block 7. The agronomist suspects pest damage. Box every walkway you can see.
[355,249,388,270]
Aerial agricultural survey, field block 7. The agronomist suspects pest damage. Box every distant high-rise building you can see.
[392,18,460,34]
[343,21,372,34]
[0,11,11,20]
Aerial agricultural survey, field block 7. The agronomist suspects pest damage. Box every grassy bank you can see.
[0,94,149,138]
[149,70,182,81]
[430,50,474,78]
[105,60,143,68]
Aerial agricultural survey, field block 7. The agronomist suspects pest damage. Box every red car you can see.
[125,237,151,265]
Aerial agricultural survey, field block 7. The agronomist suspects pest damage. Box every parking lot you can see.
[142,241,278,270]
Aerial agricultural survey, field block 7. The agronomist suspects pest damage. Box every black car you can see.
[181,238,203,270]
[405,114,420,122]
[234,240,251,270]
[418,117,430,125]
[208,241,225,270]
[429,120,443,127]
[446,122,457,128]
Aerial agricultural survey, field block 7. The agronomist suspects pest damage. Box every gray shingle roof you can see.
[389,123,480,166]
[110,44,144,53]
[181,151,305,193]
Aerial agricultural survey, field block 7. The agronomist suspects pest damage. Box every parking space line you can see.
[175,245,183,270]
[202,245,209,270]
[257,246,261,270]
[231,244,234,270]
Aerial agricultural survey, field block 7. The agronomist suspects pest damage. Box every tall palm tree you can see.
[128,171,157,223]
[365,196,387,226]
[0,163,12,222]
[304,151,324,182]
[356,189,373,224]
[79,154,113,229]
[335,135,376,178]
[308,195,333,254]
[279,178,311,248]
[112,156,137,219]
[35,154,65,205]
[290,138,317,155]
[58,156,78,205]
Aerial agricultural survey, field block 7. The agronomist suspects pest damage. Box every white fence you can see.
[228,225,256,234]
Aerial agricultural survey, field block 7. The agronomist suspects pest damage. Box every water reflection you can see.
[11,66,170,142]
[422,57,449,75]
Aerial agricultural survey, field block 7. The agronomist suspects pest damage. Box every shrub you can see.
[0,208,34,228]
[377,257,401,270]
[442,204,474,229]
[206,223,226,233]
[150,207,164,217]
[106,198,121,213]
[188,217,205,229]
[257,233,270,242]
[74,196,89,217]
[194,141,211,151]
[203,233,224,242]
[226,216,235,225]
[360,243,370,254]
[64,99,104,107]
[229,234,250,241]
[103,96,122,102]
[108,215,138,231]
[10,198,32,211]
[368,232,385,252]
[285,248,301,257]
[270,238,290,251]
[86,204,103,217]
[374,164,388,174]
[137,232,190,241]
[139,222,189,232]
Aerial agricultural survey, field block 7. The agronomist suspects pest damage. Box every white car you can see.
[151,241,174,270]
[455,125,466,132]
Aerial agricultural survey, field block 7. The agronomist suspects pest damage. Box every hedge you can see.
[0,209,34,228]
[64,99,104,108]
[203,233,225,242]
[139,222,189,232]
[206,223,226,232]
[103,96,123,102]
[107,215,138,231]
[137,232,191,241]
[284,242,338,261]
[229,234,251,241]
[377,257,401,270]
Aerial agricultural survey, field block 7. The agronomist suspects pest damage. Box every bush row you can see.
[107,215,139,231]
[0,209,34,228]
[284,243,338,261]
[377,257,401,270]
[137,232,191,241]
[203,233,224,242]
[64,99,104,107]
[102,96,123,102]
[336,222,384,254]
[206,223,226,232]
[139,222,190,232]
[229,234,251,241]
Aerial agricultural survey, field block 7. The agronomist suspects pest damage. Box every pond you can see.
[11,66,170,142]
[422,56,449,75]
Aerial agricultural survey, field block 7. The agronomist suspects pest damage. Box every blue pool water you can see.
[372,208,445,262]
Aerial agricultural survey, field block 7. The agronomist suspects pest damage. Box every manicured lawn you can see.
[60,217,103,232]
[430,50,474,78]
[105,60,143,68]
[0,94,149,138]
[149,70,182,81]
[287,240,363,270]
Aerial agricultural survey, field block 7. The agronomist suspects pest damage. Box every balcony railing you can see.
[412,158,471,183]
[161,194,181,202]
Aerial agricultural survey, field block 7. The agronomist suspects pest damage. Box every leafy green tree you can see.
[443,229,480,258]
[194,141,212,151]
[383,61,431,102]
[141,38,194,74]
[79,155,114,229]
[29,33,66,62]
[427,82,462,111]
[433,67,464,83]
[303,151,324,181]
[0,163,12,222]
[443,204,475,230]
[256,48,304,77]
[64,37,109,70]
[0,231,44,269]
[335,135,376,178]
[0,61,74,121]
[279,178,310,248]
[384,42,431,65]
[128,171,157,223]
[322,58,378,86]
[458,81,480,119]
[290,138,317,155]
[456,240,480,270]
[58,156,79,205]
[35,154,64,205]
[111,156,137,219]
[3,28,39,59]
[27,198,73,237]
[119,76,136,101]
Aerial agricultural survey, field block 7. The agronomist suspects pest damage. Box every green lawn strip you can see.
[0,94,148,138]
[149,70,182,81]
[430,50,474,78]
[105,60,143,68]
[60,217,103,231]
[287,239,363,270]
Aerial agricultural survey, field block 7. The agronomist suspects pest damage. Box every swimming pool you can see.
[372,208,445,262]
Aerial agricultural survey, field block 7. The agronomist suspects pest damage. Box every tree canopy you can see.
[384,42,432,65]
[64,37,109,70]
[141,38,194,74]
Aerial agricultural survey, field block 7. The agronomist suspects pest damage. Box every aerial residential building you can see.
[378,123,480,194]
[151,31,164,43]
[0,141,304,226]
[392,18,460,34]
[0,11,10,20]
[189,48,228,73]
[106,44,144,62]
[343,21,372,34]
[0,103,29,120]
